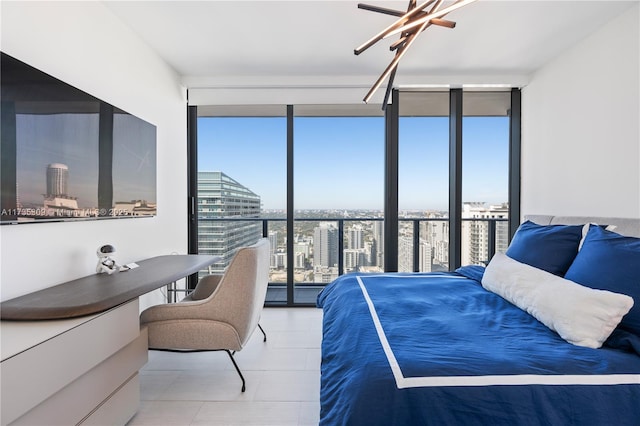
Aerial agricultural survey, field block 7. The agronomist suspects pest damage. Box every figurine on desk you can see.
[96,244,125,274]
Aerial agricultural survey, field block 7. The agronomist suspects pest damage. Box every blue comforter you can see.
[317,268,640,426]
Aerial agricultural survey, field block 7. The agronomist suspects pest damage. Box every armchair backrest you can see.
[206,238,270,348]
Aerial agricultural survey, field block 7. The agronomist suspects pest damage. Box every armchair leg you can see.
[258,323,267,342]
[225,350,246,392]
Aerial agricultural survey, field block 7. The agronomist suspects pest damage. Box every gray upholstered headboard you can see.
[525,215,640,239]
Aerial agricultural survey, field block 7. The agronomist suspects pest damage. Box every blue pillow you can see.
[564,225,640,337]
[506,221,584,276]
[454,265,485,283]
[605,328,640,355]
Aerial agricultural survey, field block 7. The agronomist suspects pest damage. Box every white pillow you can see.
[482,252,634,348]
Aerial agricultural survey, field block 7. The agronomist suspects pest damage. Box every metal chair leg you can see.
[258,323,267,342]
[225,350,246,392]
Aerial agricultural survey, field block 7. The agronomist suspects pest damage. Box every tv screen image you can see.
[1,52,157,224]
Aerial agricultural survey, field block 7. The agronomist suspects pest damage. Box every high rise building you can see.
[427,219,449,269]
[46,163,69,197]
[43,163,79,212]
[313,223,338,268]
[268,231,279,268]
[294,252,306,269]
[293,241,310,258]
[461,202,509,266]
[347,225,364,250]
[197,171,262,272]
[313,266,338,284]
[398,236,413,272]
[268,232,278,250]
[273,252,287,269]
[344,248,366,272]
[293,241,310,269]
[419,241,433,272]
[372,220,384,267]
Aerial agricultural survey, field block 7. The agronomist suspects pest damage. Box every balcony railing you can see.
[165,216,509,304]
[197,216,508,276]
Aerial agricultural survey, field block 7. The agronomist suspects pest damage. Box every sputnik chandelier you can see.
[355,0,479,108]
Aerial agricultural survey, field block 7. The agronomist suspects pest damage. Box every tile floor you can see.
[127,307,323,426]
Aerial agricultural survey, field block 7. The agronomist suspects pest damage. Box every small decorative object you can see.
[355,0,479,108]
[96,244,121,275]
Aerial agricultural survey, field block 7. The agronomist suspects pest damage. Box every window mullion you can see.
[508,88,522,241]
[286,105,294,305]
[384,89,400,272]
[449,89,463,270]
[187,105,199,290]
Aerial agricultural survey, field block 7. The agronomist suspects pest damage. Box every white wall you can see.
[521,4,640,219]
[0,2,187,303]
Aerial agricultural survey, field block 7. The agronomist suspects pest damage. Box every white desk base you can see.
[1,300,147,426]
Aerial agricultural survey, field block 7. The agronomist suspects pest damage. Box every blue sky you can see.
[198,115,509,211]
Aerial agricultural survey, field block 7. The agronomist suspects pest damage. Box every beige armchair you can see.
[140,238,270,392]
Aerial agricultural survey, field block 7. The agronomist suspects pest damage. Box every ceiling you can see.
[104,0,637,91]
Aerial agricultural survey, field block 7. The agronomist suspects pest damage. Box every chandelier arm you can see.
[387,0,478,38]
[430,18,456,28]
[428,0,445,17]
[357,3,405,17]
[355,0,476,105]
[389,4,456,52]
[354,0,438,55]
[363,60,399,104]
[390,28,421,51]
[390,36,408,52]
[363,45,403,104]
[363,20,432,103]
[382,67,398,110]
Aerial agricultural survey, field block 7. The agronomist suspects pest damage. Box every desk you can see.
[0,254,218,426]
[0,254,218,320]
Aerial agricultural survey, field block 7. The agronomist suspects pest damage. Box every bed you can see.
[317,215,640,425]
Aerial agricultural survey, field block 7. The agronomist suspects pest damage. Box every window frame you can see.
[187,88,521,304]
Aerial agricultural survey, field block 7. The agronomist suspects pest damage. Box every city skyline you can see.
[196,170,509,295]
[197,115,509,211]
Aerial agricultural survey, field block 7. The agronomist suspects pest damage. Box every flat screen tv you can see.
[1,52,157,224]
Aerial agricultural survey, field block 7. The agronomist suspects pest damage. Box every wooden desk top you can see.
[0,255,218,320]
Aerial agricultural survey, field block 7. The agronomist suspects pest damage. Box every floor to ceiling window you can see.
[188,89,520,306]
[398,91,450,272]
[194,105,287,293]
[395,90,513,272]
[292,105,384,303]
[461,92,511,266]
